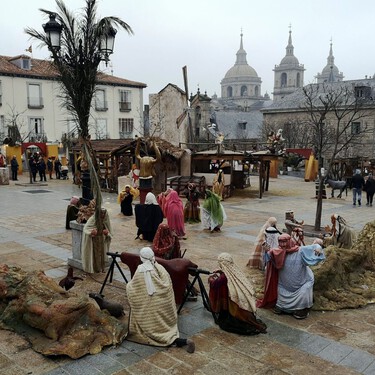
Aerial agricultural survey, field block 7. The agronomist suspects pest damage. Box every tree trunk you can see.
[314,172,324,231]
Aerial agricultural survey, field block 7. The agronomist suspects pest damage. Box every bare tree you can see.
[4,105,29,144]
[301,82,374,230]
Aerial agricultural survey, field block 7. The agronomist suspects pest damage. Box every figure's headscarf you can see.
[188,182,196,191]
[145,192,158,205]
[152,223,180,259]
[264,226,280,249]
[165,190,184,215]
[217,252,257,313]
[138,247,156,296]
[70,196,80,206]
[255,217,278,245]
[271,233,299,269]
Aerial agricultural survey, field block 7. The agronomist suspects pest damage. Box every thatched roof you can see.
[70,139,133,154]
[71,137,185,159]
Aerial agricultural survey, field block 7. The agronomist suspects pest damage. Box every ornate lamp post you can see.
[42,13,62,51]
[40,11,118,202]
[26,1,133,267]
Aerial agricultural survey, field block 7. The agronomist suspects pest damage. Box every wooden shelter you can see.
[70,138,186,193]
[248,151,281,198]
[191,149,247,199]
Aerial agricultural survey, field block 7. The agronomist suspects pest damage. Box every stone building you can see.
[315,41,344,84]
[220,32,267,108]
[0,54,146,145]
[262,79,375,164]
[272,29,305,102]
[149,83,189,146]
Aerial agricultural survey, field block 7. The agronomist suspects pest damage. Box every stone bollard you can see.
[68,221,85,270]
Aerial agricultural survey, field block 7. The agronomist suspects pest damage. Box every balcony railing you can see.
[28,97,44,109]
[119,131,133,139]
[29,133,47,142]
[95,100,108,111]
[119,101,131,111]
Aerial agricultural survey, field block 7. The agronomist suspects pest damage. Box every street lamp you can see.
[42,13,62,52]
[42,13,117,65]
[99,26,117,65]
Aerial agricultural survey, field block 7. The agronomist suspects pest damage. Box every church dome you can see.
[280,54,299,65]
[223,33,259,80]
[321,64,340,76]
[224,63,258,79]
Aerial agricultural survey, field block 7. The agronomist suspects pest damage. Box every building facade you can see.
[149,83,189,147]
[262,79,375,164]
[0,54,146,146]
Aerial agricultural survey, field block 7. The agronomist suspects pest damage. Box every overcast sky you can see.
[2,0,375,103]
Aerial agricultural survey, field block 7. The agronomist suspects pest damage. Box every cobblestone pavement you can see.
[0,173,374,375]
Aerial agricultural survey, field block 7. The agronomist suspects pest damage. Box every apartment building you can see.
[0,54,146,145]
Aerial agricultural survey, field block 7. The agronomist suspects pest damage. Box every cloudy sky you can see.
[2,0,375,103]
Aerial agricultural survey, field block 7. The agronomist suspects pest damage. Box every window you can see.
[66,119,78,137]
[95,89,107,111]
[28,83,43,108]
[238,121,247,130]
[281,73,287,87]
[351,122,361,135]
[227,86,233,97]
[0,115,5,142]
[254,86,259,96]
[119,90,131,111]
[355,86,372,99]
[241,86,247,96]
[119,118,133,138]
[29,117,45,141]
[95,119,108,139]
[22,59,31,70]
[296,73,301,87]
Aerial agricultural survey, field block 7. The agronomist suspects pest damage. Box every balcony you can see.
[29,133,47,142]
[119,131,133,139]
[28,97,44,109]
[119,101,131,112]
[95,100,108,111]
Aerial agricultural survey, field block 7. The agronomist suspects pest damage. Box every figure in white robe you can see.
[81,208,112,273]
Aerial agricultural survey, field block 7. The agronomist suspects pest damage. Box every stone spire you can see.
[272,26,305,101]
[327,40,335,68]
[285,26,294,58]
[315,39,344,84]
[236,31,248,65]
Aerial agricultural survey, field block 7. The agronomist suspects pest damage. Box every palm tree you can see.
[25,0,133,257]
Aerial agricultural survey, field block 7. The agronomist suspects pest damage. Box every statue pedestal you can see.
[139,188,153,204]
[68,221,85,270]
[0,168,9,185]
[68,221,110,271]
[139,177,153,204]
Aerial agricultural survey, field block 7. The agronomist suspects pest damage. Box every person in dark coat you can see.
[135,192,163,241]
[364,173,375,206]
[47,158,53,179]
[29,155,38,182]
[37,157,47,182]
[10,155,19,181]
[54,158,62,179]
[352,169,365,206]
